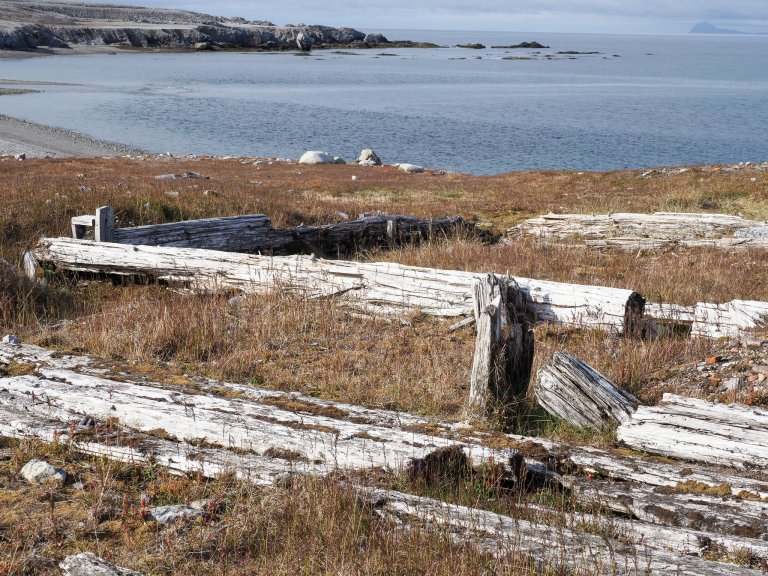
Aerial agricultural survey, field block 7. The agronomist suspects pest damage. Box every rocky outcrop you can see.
[0,2,383,51]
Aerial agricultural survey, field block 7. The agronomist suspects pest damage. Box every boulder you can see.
[397,163,424,174]
[357,149,382,165]
[364,33,388,45]
[457,43,485,49]
[296,31,313,51]
[60,553,143,576]
[20,458,67,484]
[333,156,346,164]
[299,151,335,164]
[2,334,21,345]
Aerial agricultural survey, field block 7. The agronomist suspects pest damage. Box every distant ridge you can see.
[690,21,746,34]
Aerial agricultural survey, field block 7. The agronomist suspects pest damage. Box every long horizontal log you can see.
[507,212,761,247]
[568,477,768,542]
[617,394,768,469]
[32,238,642,330]
[6,344,767,500]
[363,487,765,576]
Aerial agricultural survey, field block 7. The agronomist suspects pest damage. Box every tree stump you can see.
[468,275,534,426]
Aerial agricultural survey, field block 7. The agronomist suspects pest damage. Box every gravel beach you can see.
[0,113,146,158]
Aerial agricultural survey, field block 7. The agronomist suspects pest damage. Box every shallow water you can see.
[1,30,767,174]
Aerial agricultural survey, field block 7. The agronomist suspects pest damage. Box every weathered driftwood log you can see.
[360,487,764,576]
[617,393,768,469]
[535,353,640,430]
[70,207,486,256]
[568,477,768,541]
[468,275,534,422]
[33,238,645,331]
[507,212,761,248]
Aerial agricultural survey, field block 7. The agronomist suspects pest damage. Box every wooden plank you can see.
[468,275,534,424]
[617,394,768,469]
[535,352,639,429]
[32,238,643,330]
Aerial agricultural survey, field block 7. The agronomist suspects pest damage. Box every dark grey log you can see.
[70,207,488,256]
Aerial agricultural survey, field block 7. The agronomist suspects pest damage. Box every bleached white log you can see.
[508,212,761,246]
[691,300,768,338]
[364,487,764,576]
[468,275,533,420]
[33,238,642,330]
[618,393,768,469]
[6,343,767,497]
[568,477,768,541]
[535,352,639,429]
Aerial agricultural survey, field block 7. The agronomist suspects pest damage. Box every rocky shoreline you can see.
[0,114,146,158]
[0,1,435,53]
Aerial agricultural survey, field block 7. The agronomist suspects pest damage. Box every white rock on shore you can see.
[299,151,335,164]
[397,163,424,174]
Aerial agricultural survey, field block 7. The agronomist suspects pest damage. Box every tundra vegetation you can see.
[2,155,768,574]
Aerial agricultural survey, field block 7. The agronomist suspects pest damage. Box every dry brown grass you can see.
[2,157,765,573]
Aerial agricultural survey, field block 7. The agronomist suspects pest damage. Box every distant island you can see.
[0,0,435,53]
[690,21,766,35]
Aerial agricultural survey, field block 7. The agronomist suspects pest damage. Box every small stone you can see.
[351,175,357,181]
[705,356,722,364]
[154,174,180,180]
[748,374,759,383]
[60,552,143,576]
[14,153,26,161]
[147,501,208,524]
[720,377,742,393]
[20,458,67,484]
[2,334,21,345]
[333,156,346,164]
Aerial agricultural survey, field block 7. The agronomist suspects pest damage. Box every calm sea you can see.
[1,30,767,174]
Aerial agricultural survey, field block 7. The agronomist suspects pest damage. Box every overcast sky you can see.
[116,1,768,34]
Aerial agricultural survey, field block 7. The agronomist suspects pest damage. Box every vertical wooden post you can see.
[468,274,534,427]
[94,206,115,243]
[623,291,647,338]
